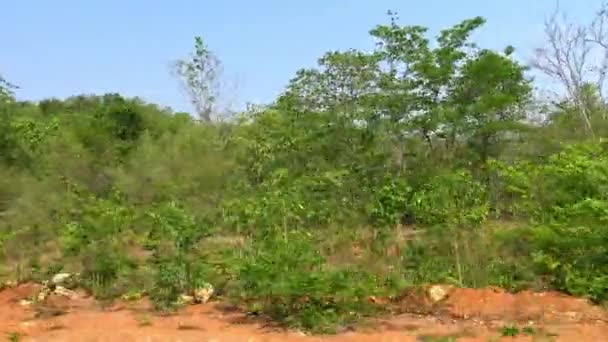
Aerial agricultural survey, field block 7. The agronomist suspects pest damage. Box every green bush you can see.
[146,201,213,310]
[5,13,608,334]
[489,142,608,220]
[232,228,379,333]
[370,178,412,227]
[410,170,489,227]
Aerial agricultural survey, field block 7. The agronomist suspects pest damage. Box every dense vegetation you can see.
[2,8,608,333]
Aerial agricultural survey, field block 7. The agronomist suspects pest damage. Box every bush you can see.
[370,178,412,227]
[145,201,213,310]
[410,170,489,227]
[232,228,380,333]
[489,142,608,220]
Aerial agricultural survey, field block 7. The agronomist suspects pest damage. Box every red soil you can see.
[1,283,606,341]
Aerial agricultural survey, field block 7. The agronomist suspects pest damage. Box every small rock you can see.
[428,285,451,303]
[193,283,214,303]
[37,289,50,302]
[20,321,36,329]
[54,286,78,299]
[19,299,32,306]
[179,294,195,305]
[3,280,17,288]
[51,273,72,285]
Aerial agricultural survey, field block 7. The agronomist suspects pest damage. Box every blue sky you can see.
[2,0,597,113]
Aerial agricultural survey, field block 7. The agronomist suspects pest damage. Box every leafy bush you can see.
[232,228,379,332]
[56,188,135,298]
[410,170,489,227]
[370,178,412,227]
[146,201,213,310]
[529,205,608,302]
[4,9,608,335]
[490,142,608,220]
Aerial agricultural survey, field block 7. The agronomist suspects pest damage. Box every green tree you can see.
[172,37,222,122]
[0,74,17,103]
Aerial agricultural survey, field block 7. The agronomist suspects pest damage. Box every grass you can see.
[500,324,520,337]
[6,331,22,342]
[416,326,477,342]
[416,335,457,342]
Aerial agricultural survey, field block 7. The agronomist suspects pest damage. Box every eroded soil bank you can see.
[1,283,606,341]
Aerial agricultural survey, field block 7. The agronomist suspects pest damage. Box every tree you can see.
[172,37,222,122]
[279,12,532,171]
[0,74,18,103]
[278,49,382,117]
[451,48,532,165]
[531,1,608,137]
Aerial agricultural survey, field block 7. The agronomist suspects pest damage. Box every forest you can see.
[2,4,608,335]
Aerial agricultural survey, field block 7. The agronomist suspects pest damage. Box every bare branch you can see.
[530,1,608,136]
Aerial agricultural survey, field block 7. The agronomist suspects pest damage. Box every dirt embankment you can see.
[1,283,606,341]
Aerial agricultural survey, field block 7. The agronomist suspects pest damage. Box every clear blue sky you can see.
[2,0,597,113]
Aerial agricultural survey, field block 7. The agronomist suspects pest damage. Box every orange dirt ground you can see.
[1,283,606,341]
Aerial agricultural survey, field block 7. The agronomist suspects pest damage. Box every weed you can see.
[6,331,21,342]
[416,335,457,342]
[523,325,537,335]
[500,324,520,337]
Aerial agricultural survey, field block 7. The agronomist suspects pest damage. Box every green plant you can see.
[232,228,380,333]
[410,170,489,227]
[7,331,21,342]
[147,201,212,310]
[370,178,412,227]
[501,325,520,337]
[523,325,536,335]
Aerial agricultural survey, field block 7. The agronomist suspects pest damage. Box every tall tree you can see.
[531,1,608,137]
[172,37,222,122]
[279,12,532,170]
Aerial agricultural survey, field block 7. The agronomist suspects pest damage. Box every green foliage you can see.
[56,187,136,298]
[490,142,608,219]
[370,178,412,227]
[410,170,489,227]
[173,36,222,121]
[500,325,520,337]
[0,74,17,103]
[232,228,379,333]
[146,201,212,310]
[530,221,608,303]
[2,9,608,335]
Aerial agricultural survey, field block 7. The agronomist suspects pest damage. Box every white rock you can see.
[428,285,451,303]
[3,280,17,288]
[193,284,214,303]
[37,289,50,302]
[54,286,78,299]
[51,273,72,285]
[179,294,195,305]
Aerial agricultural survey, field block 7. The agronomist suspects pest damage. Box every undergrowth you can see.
[2,10,608,334]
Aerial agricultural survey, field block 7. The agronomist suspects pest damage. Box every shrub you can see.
[410,170,489,227]
[146,201,213,310]
[370,178,412,227]
[232,228,380,333]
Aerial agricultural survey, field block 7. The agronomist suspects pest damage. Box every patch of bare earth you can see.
[0,283,606,341]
